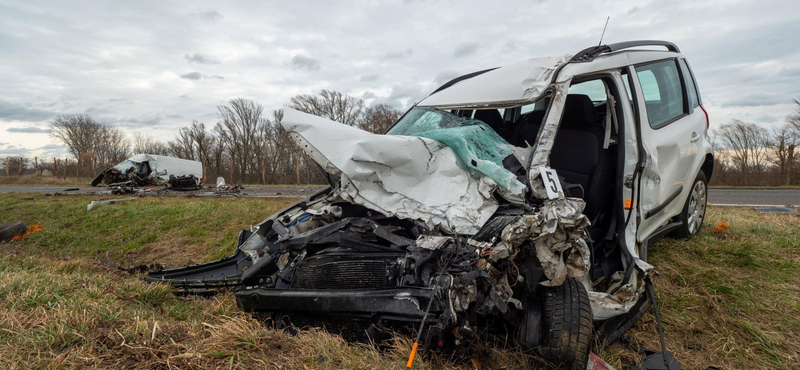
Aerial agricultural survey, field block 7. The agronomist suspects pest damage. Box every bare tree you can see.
[96,126,130,168]
[214,98,267,183]
[770,124,797,183]
[132,132,170,156]
[288,90,364,126]
[788,98,800,133]
[358,104,402,134]
[167,127,196,160]
[713,120,772,184]
[50,114,104,176]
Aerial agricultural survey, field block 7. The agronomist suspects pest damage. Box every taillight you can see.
[699,104,709,131]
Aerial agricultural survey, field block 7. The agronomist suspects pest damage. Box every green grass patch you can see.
[2,193,800,369]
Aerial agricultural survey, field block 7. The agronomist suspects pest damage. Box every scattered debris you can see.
[87,198,136,211]
[12,224,42,240]
[0,221,28,242]
[712,221,730,233]
[753,206,800,215]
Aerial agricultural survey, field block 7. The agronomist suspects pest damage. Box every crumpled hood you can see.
[281,108,499,234]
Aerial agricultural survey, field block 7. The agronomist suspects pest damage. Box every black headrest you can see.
[560,94,597,128]
[474,109,504,128]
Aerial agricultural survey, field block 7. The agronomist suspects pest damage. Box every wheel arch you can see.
[701,153,714,181]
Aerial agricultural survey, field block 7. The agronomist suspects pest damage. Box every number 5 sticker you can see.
[539,167,563,199]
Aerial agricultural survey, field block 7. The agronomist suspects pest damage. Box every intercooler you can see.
[291,254,401,290]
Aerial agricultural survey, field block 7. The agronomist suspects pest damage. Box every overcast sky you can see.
[1,0,799,159]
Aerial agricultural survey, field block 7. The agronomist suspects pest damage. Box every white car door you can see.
[629,58,706,240]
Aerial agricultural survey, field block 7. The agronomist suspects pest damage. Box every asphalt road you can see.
[0,185,797,206]
[705,188,799,206]
[0,185,324,198]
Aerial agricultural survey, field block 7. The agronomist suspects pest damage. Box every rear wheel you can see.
[675,171,707,239]
[537,278,592,370]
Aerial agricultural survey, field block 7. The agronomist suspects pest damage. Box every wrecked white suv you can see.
[148,40,712,369]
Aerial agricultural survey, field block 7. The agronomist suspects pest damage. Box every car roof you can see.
[416,40,684,109]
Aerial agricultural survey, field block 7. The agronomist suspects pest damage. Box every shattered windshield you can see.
[112,160,135,172]
[386,107,482,136]
[386,107,527,197]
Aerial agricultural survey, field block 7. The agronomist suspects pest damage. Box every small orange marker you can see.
[406,342,419,368]
[624,199,633,210]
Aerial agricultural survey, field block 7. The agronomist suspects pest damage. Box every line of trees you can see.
[710,99,799,186]
[6,93,799,187]
[1,90,402,184]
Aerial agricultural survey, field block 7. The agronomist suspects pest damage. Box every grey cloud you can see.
[194,10,222,21]
[777,67,800,78]
[291,55,321,71]
[434,70,459,85]
[453,42,478,57]
[177,72,223,81]
[362,91,376,99]
[0,100,55,122]
[721,93,787,107]
[360,74,380,82]
[7,126,51,133]
[383,49,413,60]
[184,53,220,64]
[756,115,778,123]
[179,72,203,80]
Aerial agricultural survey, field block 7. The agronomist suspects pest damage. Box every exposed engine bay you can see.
[148,186,592,357]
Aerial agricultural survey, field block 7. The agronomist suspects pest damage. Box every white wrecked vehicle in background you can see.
[148,40,713,369]
[90,154,203,190]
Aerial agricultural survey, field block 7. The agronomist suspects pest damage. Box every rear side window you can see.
[635,59,686,128]
[679,59,699,109]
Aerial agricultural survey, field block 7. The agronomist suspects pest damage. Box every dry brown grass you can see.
[1,193,798,369]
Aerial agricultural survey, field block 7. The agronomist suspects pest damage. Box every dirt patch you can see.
[124,235,212,268]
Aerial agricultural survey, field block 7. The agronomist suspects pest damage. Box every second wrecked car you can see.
[90,154,203,189]
[148,40,713,369]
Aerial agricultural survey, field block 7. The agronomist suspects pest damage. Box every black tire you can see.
[538,278,592,370]
[674,171,708,239]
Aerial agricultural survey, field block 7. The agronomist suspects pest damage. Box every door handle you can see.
[690,132,700,143]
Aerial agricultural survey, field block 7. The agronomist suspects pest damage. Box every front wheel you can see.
[675,171,708,239]
[537,279,593,370]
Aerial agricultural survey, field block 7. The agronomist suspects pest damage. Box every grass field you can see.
[1,194,798,369]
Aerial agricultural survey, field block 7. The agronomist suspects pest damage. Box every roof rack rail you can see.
[605,40,680,53]
[568,40,680,64]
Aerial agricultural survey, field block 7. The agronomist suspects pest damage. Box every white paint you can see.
[281,108,499,235]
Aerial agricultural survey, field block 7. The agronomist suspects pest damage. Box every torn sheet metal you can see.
[589,259,655,320]
[281,108,499,235]
[500,197,591,287]
[91,154,203,187]
[528,80,571,199]
[417,54,572,108]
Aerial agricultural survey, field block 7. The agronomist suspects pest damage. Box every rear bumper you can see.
[235,287,439,319]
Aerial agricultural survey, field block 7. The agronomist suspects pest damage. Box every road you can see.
[0,185,797,206]
[0,185,324,198]
[705,188,799,206]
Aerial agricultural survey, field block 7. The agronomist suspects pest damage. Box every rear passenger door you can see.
[630,58,706,239]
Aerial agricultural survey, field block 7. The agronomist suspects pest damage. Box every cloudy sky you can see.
[1,0,799,158]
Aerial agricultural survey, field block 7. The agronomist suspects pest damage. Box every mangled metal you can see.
[142,41,716,370]
[281,108,502,235]
[90,154,203,189]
